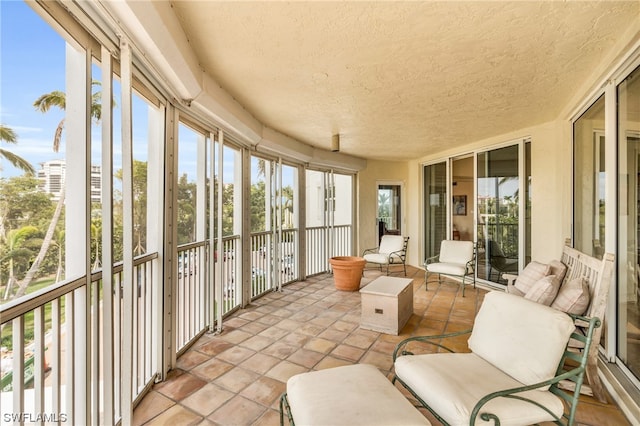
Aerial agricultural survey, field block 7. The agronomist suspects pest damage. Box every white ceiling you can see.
[168,1,639,161]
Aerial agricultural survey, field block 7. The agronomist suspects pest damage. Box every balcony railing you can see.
[1,226,351,424]
[0,253,159,424]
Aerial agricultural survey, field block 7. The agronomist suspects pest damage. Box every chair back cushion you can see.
[378,235,405,254]
[468,291,574,387]
[438,240,474,265]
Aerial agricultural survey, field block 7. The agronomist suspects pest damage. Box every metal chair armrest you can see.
[393,329,472,361]
[362,247,378,255]
[424,255,439,266]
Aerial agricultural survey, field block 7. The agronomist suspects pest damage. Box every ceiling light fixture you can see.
[331,134,340,152]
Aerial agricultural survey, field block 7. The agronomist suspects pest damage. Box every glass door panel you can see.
[574,95,606,259]
[423,162,447,260]
[477,145,519,284]
[377,184,401,243]
[617,65,640,382]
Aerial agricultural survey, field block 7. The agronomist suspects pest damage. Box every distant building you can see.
[37,160,102,203]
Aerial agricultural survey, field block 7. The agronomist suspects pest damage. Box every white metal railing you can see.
[305,225,352,275]
[251,231,272,298]
[176,242,208,353]
[0,253,159,425]
[219,235,240,316]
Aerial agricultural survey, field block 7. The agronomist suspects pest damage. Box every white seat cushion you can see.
[468,292,574,387]
[287,363,430,425]
[395,353,564,426]
[425,262,467,276]
[363,253,389,264]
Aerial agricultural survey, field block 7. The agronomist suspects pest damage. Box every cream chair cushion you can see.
[468,292,574,387]
[394,291,575,426]
[287,363,430,425]
[395,353,565,426]
[363,235,405,264]
[425,240,474,276]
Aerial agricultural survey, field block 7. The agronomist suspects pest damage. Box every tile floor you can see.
[133,266,630,426]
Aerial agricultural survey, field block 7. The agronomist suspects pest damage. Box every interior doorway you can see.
[377,183,402,243]
[452,156,474,242]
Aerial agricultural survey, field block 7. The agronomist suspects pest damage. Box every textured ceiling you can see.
[170,1,639,161]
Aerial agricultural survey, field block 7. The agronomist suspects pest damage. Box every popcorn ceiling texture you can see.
[171,1,638,160]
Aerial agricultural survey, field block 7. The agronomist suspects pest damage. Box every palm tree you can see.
[13,84,103,300]
[0,125,35,175]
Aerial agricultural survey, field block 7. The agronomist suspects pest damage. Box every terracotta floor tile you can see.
[181,383,234,417]
[239,335,274,351]
[214,367,261,393]
[133,391,174,425]
[331,344,366,362]
[156,372,207,401]
[218,329,253,344]
[343,332,377,349]
[286,348,325,368]
[278,332,310,347]
[303,337,337,354]
[145,404,202,426]
[261,341,298,358]
[253,409,282,426]
[207,395,266,425]
[216,345,256,364]
[176,350,210,371]
[196,339,235,357]
[317,328,349,342]
[265,360,308,383]
[238,352,282,375]
[191,358,234,381]
[239,376,286,407]
[314,356,351,370]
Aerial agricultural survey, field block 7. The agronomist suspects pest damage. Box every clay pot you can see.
[329,256,366,291]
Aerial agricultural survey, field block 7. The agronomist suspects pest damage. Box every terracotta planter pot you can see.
[329,256,366,291]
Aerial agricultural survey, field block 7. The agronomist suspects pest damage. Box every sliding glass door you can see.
[423,162,447,260]
[477,145,520,284]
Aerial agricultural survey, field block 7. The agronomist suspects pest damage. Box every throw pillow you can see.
[551,277,591,315]
[524,274,562,306]
[514,261,551,294]
[549,260,568,283]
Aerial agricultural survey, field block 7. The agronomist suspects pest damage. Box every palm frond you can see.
[33,91,66,113]
[0,148,35,174]
[0,125,18,143]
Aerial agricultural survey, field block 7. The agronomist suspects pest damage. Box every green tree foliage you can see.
[250,181,266,232]
[177,173,197,244]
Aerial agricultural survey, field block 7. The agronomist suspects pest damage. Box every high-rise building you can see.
[37,160,102,202]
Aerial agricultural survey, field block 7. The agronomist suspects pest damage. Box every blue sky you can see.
[0,1,66,178]
[0,1,288,187]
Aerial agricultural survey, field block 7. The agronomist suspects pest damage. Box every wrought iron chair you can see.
[393,291,600,426]
[362,235,409,276]
[424,240,476,296]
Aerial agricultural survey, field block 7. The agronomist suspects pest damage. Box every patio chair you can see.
[362,235,409,276]
[424,240,475,296]
[487,239,518,281]
[393,291,601,426]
